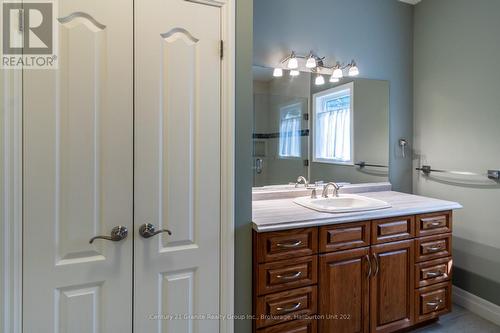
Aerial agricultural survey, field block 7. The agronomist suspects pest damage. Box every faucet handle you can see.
[310,188,317,199]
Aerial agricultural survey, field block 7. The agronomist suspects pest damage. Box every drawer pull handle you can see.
[426,271,443,278]
[276,240,302,248]
[426,299,443,309]
[277,271,302,280]
[276,302,301,313]
[427,246,442,252]
[430,221,443,227]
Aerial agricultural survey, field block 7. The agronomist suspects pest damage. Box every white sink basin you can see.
[294,194,391,213]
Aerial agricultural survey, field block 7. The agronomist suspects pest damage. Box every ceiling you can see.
[398,0,422,4]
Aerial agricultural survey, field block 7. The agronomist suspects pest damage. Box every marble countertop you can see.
[252,191,462,232]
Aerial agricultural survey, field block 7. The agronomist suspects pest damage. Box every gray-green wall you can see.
[235,0,253,331]
[414,0,500,306]
[254,0,414,193]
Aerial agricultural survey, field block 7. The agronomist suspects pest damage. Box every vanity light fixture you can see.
[287,52,299,69]
[272,67,283,77]
[274,51,360,81]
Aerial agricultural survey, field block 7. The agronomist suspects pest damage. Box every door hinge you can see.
[220,40,224,60]
[18,9,24,32]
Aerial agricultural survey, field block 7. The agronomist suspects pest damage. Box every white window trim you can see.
[278,102,302,160]
[312,81,355,166]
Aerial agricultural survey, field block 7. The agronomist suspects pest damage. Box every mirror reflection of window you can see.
[278,103,302,158]
[313,82,354,164]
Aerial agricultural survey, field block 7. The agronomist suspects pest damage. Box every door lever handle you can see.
[139,223,172,239]
[89,226,128,244]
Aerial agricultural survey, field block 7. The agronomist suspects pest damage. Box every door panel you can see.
[370,240,415,333]
[319,247,370,333]
[23,0,133,332]
[134,0,221,332]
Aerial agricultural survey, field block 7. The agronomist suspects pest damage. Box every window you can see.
[278,103,301,158]
[313,83,353,164]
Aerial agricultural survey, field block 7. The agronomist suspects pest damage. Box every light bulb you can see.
[290,70,300,77]
[332,66,343,79]
[348,64,359,76]
[315,74,325,85]
[305,55,317,69]
[329,75,339,83]
[287,56,298,69]
[273,68,283,77]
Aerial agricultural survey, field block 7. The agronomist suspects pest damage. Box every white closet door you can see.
[22,0,133,332]
[134,0,221,332]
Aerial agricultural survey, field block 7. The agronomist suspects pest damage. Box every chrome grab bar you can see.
[355,161,388,169]
[416,165,500,180]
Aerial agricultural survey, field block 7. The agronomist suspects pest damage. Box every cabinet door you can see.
[319,247,370,333]
[370,240,415,333]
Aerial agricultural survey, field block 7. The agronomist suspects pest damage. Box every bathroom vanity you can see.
[252,186,461,333]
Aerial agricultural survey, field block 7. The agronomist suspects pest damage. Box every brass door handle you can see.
[139,223,172,239]
[89,226,128,244]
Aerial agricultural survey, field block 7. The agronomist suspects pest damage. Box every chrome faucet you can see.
[322,182,341,198]
[295,176,309,188]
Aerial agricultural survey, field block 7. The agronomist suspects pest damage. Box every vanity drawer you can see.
[256,256,318,295]
[415,233,452,262]
[257,318,317,333]
[371,216,415,244]
[416,211,452,237]
[415,257,452,288]
[255,286,317,329]
[319,222,370,252]
[255,228,318,263]
[415,282,451,323]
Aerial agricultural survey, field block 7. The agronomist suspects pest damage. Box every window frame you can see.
[312,81,355,165]
[278,102,302,160]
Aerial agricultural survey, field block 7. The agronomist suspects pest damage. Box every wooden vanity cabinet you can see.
[253,211,453,333]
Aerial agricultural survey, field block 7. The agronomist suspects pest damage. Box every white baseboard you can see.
[453,285,500,326]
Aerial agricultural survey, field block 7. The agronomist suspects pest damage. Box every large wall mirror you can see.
[253,66,389,187]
